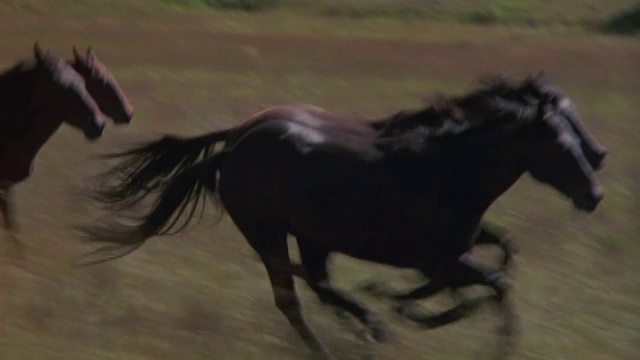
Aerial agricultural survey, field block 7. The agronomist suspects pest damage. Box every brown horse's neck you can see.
[21,113,64,155]
[0,61,38,129]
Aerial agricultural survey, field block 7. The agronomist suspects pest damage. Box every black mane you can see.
[376,75,542,139]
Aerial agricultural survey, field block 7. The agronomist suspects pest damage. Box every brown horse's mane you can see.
[375,75,542,139]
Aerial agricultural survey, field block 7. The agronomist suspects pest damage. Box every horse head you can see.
[72,46,134,125]
[33,43,105,140]
[524,93,603,212]
[525,73,608,169]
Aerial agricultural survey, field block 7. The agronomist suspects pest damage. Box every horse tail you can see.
[80,151,228,265]
[94,129,231,207]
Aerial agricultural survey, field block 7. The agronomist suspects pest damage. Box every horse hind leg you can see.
[297,239,385,343]
[232,219,333,358]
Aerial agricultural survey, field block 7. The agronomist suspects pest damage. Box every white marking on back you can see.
[285,122,326,154]
[292,110,325,128]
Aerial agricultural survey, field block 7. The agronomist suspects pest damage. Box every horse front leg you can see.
[0,181,20,242]
[298,240,386,343]
[473,223,517,269]
[360,223,515,299]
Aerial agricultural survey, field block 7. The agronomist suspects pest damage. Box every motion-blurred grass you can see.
[0,1,638,359]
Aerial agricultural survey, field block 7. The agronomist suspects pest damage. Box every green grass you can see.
[2,0,639,33]
[1,1,639,360]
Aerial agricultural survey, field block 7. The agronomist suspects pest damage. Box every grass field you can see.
[1,1,639,359]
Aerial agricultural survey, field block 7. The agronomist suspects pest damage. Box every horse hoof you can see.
[366,316,386,342]
[391,302,410,316]
[370,325,386,342]
[358,280,386,298]
[334,309,350,321]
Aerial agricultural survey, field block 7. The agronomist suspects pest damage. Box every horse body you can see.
[219,101,530,271]
[86,75,605,358]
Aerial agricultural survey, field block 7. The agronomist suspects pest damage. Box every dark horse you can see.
[85,75,605,358]
[0,44,134,237]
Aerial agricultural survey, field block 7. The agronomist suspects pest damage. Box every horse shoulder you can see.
[0,143,36,183]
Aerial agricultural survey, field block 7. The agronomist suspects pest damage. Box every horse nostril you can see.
[90,121,106,140]
[591,186,604,203]
[588,147,607,170]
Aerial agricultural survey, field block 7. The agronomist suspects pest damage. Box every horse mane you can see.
[376,75,541,140]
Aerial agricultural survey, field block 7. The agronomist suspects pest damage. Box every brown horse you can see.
[0,44,106,237]
[85,75,605,358]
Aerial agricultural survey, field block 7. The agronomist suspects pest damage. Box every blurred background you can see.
[0,1,638,359]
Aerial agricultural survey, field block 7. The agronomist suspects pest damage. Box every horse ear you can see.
[34,42,45,63]
[86,46,97,63]
[73,45,83,61]
[533,71,548,84]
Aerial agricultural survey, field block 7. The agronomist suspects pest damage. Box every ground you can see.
[0,1,638,359]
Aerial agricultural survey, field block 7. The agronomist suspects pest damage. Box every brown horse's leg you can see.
[298,240,385,342]
[0,181,18,236]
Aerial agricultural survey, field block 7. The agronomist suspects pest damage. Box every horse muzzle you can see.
[573,185,604,212]
[586,145,608,171]
[85,121,106,141]
[114,109,134,125]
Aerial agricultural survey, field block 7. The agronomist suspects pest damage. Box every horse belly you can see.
[219,120,460,269]
[280,162,447,267]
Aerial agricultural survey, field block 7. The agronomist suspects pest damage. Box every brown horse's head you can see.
[71,46,134,125]
[524,94,604,212]
[33,43,105,140]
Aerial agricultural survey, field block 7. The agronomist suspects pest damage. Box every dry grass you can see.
[1,1,639,359]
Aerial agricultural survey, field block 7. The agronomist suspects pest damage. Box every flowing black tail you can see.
[94,129,231,207]
[81,150,228,265]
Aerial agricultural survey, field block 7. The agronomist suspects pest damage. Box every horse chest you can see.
[0,141,36,182]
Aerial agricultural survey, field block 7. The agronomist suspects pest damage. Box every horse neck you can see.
[444,125,529,213]
[19,110,65,156]
[0,61,37,120]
